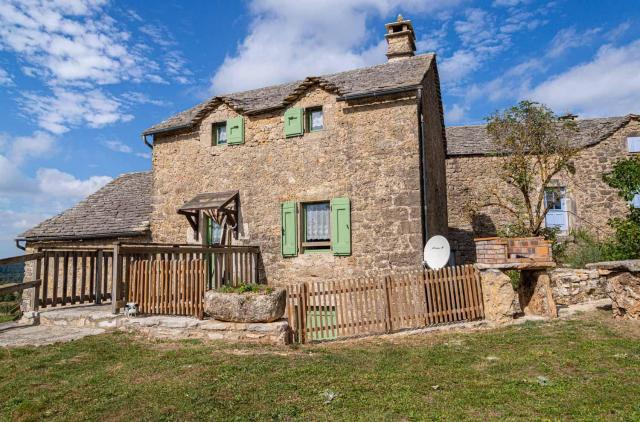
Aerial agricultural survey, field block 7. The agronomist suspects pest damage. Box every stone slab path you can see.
[0,322,105,347]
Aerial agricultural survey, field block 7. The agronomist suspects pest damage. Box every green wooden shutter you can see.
[226,116,244,145]
[281,201,298,257]
[284,108,304,137]
[331,197,351,256]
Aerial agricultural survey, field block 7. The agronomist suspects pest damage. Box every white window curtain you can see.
[311,110,323,131]
[217,125,227,144]
[306,203,330,241]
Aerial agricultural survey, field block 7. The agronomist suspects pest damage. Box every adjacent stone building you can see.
[446,114,640,264]
[17,172,152,250]
[142,16,448,285]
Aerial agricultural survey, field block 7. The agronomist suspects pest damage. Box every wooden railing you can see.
[119,244,261,318]
[286,264,484,343]
[0,243,261,318]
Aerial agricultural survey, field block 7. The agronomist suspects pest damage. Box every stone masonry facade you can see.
[447,117,640,264]
[151,80,447,286]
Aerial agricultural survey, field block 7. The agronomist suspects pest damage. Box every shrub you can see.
[216,283,274,294]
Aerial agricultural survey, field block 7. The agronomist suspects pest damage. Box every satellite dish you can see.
[424,235,451,270]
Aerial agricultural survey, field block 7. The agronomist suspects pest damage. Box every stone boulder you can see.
[519,271,558,318]
[606,272,640,319]
[480,269,521,323]
[203,288,286,323]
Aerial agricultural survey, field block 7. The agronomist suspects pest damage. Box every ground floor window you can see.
[544,187,569,233]
[302,202,331,252]
[281,197,351,257]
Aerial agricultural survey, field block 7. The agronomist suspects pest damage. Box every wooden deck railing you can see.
[0,243,261,318]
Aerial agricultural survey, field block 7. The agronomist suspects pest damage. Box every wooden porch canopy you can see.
[177,190,239,239]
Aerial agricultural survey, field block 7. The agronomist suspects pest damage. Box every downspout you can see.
[416,87,428,247]
[143,134,153,149]
[15,239,26,251]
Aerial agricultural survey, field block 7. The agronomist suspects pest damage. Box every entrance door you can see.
[544,187,569,233]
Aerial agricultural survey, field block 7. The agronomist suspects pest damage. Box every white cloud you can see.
[547,26,601,58]
[0,154,37,194]
[440,50,482,83]
[492,0,530,6]
[20,87,133,134]
[0,67,13,86]
[101,139,151,159]
[210,0,462,93]
[445,103,468,124]
[36,168,112,198]
[6,131,56,163]
[121,92,170,107]
[102,140,132,154]
[0,0,160,85]
[529,40,640,117]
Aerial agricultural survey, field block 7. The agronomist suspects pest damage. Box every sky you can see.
[0,0,639,257]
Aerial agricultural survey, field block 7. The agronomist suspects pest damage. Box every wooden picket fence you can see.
[127,258,207,319]
[286,264,484,343]
[120,244,261,319]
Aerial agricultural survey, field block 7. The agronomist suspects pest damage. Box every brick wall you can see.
[475,237,552,266]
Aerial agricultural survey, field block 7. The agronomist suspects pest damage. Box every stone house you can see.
[17,16,449,287]
[446,114,640,264]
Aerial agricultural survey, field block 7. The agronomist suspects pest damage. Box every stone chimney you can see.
[385,15,416,62]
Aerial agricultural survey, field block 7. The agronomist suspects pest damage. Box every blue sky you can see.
[0,0,639,257]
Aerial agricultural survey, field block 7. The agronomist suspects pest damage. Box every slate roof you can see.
[143,54,436,135]
[19,172,152,241]
[446,115,638,156]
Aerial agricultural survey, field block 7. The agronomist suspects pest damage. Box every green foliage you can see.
[505,270,521,289]
[557,229,613,268]
[603,156,640,202]
[483,101,579,236]
[0,263,24,283]
[216,283,274,294]
[602,156,640,260]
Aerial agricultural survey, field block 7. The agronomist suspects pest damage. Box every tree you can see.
[479,101,579,237]
[602,156,640,259]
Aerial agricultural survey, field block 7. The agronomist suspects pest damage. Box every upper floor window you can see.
[306,107,324,132]
[212,122,227,146]
[628,136,640,153]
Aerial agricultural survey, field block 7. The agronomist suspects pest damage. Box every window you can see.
[212,122,227,146]
[280,197,351,257]
[302,201,331,251]
[628,136,640,153]
[544,187,569,232]
[306,107,324,132]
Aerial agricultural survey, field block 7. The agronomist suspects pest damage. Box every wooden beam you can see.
[0,280,41,296]
[0,253,44,266]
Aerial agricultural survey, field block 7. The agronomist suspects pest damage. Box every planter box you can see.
[203,288,286,323]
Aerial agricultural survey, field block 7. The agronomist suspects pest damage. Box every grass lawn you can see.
[1,309,640,421]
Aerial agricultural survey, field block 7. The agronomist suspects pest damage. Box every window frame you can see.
[299,200,331,253]
[627,136,640,154]
[305,106,324,133]
[212,122,227,146]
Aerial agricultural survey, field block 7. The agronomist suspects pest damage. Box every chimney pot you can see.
[385,15,416,62]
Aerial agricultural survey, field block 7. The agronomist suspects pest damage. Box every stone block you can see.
[480,269,521,323]
[606,272,640,319]
[519,271,557,318]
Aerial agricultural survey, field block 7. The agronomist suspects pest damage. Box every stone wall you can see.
[151,80,446,286]
[549,268,608,305]
[446,118,640,264]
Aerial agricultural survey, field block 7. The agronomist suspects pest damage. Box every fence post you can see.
[382,276,392,333]
[300,282,308,344]
[111,243,120,314]
[33,250,42,312]
[95,250,103,305]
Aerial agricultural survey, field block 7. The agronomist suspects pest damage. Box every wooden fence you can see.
[286,265,484,343]
[0,243,261,317]
[120,244,261,318]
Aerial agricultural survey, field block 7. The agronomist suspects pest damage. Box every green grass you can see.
[2,310,640,421]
